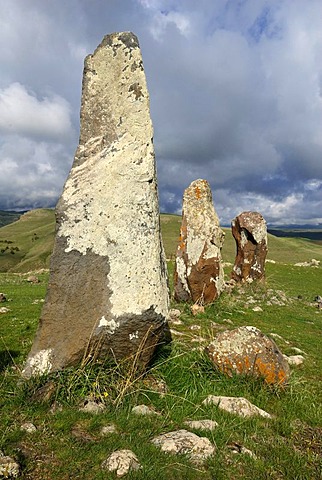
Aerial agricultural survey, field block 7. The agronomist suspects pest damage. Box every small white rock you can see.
[79,399,106,414]
[184,419,218,431]
[0,455,20,478]
[252,306,263,312]
[203,396,272,419]
[131,404,160,416]
[101,449,141,477]
[284,355,304,366]
[20,422,37,433]
[0,307,10,314]
[100,424,117,436]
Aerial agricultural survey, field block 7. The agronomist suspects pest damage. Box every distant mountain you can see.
[0,210,26,228]
[268,228,322,241]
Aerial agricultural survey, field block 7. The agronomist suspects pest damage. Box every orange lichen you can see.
[194,186,202,199]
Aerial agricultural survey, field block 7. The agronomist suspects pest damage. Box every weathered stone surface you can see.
[101,449,141,477]
[205,326,290,385]
[174,179,225,304]
[22,32,169,378]
[151,429,215,464]
[231,211,268,283]
[184,419,219,431]
[202,395,272,418]
[131,404,161,416]
[0,452,20,478]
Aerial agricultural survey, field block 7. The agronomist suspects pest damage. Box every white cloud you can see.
[0,83,73,140]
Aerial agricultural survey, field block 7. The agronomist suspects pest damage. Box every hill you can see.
[0,209,55,272]
[0,210,24,228]
[0,209,321,272]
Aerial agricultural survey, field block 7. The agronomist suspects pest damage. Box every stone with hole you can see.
[231,211,267,283]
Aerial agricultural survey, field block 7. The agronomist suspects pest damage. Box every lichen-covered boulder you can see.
[151,429,215,465]
[205,326,290,385]
[22,32,169,378]
[174,179,225,304]
[231,211,267,283]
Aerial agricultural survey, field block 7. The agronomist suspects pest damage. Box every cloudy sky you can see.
[1,0,321,225]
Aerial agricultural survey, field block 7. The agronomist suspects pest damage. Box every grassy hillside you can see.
[0,209,321,273]
[0,209,55,273]
[0,210,321,478]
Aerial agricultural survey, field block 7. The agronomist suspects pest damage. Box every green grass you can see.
[0,211,321,478]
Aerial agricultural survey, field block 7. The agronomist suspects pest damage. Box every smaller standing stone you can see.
[174,179,225,304]
[231,211,267,283]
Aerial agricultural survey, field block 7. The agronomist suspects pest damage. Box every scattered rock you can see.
[0,293,6,303]
[22,32,170,378]
[26,275,40,284]
[284,355,304,366]
[189,324,201,331]
[266,259,276,264]
[205,326,290,385]
[203,395,272,418]
[79,398,106,414]
[100,424,118,436]
[252,306,263,312]
[227,442,257,459]
[0,452,20,478]
[231,211,268,283]
[291,347,306,355]
[101,449,141,477]
[294,259,320,267]
[184,419,218,431]
[20,422,37,433]
[132,404,161,416]
[169,308,181,319]
[151,429,215,464]
[174,179,225,304]
[0,307,10,314]
[191,304,205,316]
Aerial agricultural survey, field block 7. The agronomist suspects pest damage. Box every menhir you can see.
[22,32,169,378]
[231,211,267,283]
[174,179,225,304]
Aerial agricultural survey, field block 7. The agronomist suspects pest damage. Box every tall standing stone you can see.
[22,32,169,378]
[174,179,225,304]
[231,211,268,283]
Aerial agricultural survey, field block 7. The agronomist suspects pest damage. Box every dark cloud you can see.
[0,0,321,225]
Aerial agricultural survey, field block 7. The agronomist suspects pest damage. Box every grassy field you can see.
[0,212,321,479]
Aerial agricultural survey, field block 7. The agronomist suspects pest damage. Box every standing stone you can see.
[174,179,225,304]
[22,32,169,378]
[231,211,267,283]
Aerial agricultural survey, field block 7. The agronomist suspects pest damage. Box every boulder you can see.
[174,179,225,304]
[151,429,215,464]
[203,395,272,418]
[231,211,267,283]
[22,32,169,378]
[205,326,290,385]
[101,449,141,477]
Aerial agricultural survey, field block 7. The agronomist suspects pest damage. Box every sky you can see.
[0,0,322,226]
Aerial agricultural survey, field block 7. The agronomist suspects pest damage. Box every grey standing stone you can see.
[174,179,225,304]
[231,211,268,283]
[22,32,169,378]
